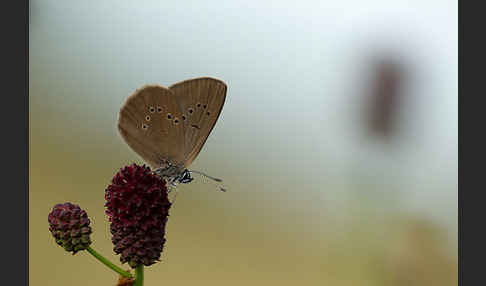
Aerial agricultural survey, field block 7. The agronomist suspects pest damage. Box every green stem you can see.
[86,246,133,278]
[134,264,144,286]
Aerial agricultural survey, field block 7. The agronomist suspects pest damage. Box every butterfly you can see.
[118,77,227,193]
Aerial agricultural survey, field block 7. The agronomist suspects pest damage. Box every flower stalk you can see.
[134,265,144,286]
[87,246,133,278]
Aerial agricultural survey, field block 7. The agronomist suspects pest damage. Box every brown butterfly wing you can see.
[118,85,186,169]
[169,77,227,168]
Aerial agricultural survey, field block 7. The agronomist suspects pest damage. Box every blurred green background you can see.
[30,0,457,285]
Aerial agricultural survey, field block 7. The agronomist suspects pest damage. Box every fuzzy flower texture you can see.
[48,202,92,254]
[105,163,172,268]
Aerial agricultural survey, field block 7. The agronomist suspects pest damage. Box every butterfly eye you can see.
[149,107,155,113]
[182,115,186,121]
[145,115,150,121]
[142,124,148,130]
[203,105,207,109]
[206,111,210,116]
[196,103,201,108]
[157,106,162,113]
[167,113,172,120]
[188,108,193,114]
[174,118,180,125]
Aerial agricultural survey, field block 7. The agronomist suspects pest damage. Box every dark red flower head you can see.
[48,202,92,255]
[105,163,171,268]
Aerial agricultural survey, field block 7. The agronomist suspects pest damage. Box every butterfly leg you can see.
[166,179,180,204]
[167,177,178,192]
[171,186,179,204]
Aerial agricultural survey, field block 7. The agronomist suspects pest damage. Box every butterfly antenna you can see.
[189,170,227,192]
[189,170,223,182]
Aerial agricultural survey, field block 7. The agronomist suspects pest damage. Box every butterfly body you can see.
[153,164,193,184]
[118,77,227,189]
